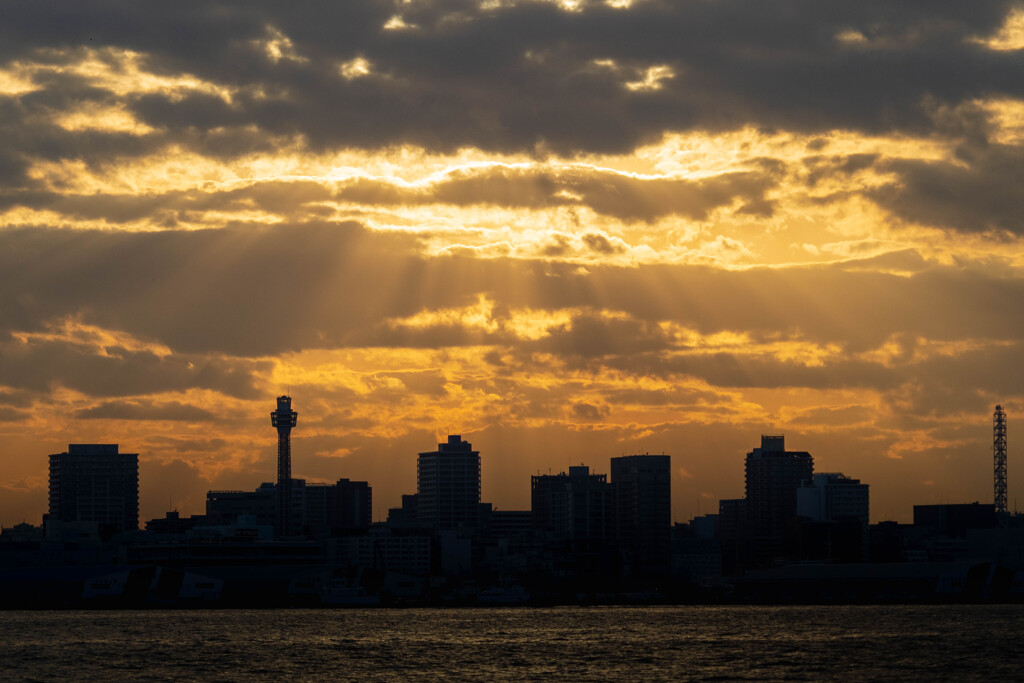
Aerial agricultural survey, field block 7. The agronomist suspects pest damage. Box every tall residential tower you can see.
[48,444,139,535]
[611,454,671,575]
[417,435,481,530]
[745,435,813,563]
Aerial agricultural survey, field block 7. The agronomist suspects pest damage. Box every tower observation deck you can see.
[271,395,298,537]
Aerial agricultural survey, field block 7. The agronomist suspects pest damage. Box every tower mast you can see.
[994,405,1007,520]
[271,395,298,538]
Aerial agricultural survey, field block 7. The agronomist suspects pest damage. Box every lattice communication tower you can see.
[271,395,298,537]
[994,405,1007,516]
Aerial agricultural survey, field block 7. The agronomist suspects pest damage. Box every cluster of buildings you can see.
[2,398,1022,606]
[716,435,870,574]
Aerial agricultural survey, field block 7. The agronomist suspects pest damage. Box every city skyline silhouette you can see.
[6,394,1017,609]
[0,2,1022,538]
[3,8,1024,683]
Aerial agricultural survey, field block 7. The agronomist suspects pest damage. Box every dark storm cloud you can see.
[532,313,674,358]
[881,343,1024,420]
[0,221,426,355]
[422,166,773,221]
[571,402,608,420]
[74,399,217,421]
[0,334,267,398]
[603,351,901,390]
[522,333,1024,412]
[0,388,35,408]
[3,223,1024,359]
[0,79,168,189]
[872,142,1024,235]
[1,180,334,224]
[0,0,1019,157]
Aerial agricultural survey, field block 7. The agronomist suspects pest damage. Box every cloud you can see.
[3,223,1024,361]
[0,331,266,398]
[0,164,775,227]
[872,141,1024,234]
[0,1,1019,160]
[572,401,609,420]
[0,1,1022,527]
[74,399,217,421]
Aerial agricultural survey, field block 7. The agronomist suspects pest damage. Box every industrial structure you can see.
[271,395,298,537]
[994,404,1007,518]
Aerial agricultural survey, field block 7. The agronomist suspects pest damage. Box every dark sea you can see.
[0,605,1020,681]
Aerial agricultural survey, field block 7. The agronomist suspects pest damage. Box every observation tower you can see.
[994,405,1007,520]
[271,395,298,537]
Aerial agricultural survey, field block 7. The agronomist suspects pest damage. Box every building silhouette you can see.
[717,497,749,575]
[913,502,997,539]
[611,454,671,575]
[797,473,869,524]
[796,473,870,562]
[745,435,813,564]
[328,478,373,534]
[416,435,481,530]
[206,478,371,537]
[206,485,276,526]
[47,444,139,535]
[531,465,613,540]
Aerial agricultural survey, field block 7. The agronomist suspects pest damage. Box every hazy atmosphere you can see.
[2,0,1023,526]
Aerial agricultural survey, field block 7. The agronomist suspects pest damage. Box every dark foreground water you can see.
[0,605,1021,681]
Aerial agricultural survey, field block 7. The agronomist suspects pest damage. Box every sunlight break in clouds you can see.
[0,0,1021,525]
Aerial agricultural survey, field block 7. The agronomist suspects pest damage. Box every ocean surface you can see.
[0,605,1021,681]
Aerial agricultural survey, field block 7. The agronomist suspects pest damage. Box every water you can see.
[0,605,1020,681]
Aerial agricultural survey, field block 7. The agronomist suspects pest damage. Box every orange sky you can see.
[1,0,1023,525]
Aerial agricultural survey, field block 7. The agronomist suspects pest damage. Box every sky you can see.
[1,0,1023,526]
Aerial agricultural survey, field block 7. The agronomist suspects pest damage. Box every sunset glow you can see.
[1,0,1022,527]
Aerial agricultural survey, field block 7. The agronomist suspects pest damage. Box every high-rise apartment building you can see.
[797,473,869,524]
[417,435,481,530]
[611,454,671,574]
[48,444,139,534]
[744,435,813,562]
[797,472,869,561]
[531,465,613,540]
[329,478,373,533]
